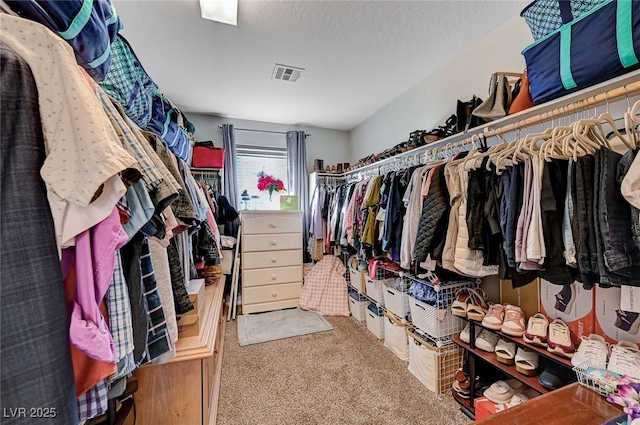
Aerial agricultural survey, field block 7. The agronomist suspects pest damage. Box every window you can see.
[236,145,288,210]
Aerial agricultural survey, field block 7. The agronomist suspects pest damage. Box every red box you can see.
[539,279,595,347]
[474,397,508,420]
[192,146,225,168]
[593,286,640,347]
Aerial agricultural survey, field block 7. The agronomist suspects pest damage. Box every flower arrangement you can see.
[257,171,285,201]
[607,382,640,425]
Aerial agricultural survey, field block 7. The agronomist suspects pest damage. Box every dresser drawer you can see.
[243,234,302,252]
[243,266,302,287]
[244,282,302,305]
[243,250,302,270]
[242,213,302,235]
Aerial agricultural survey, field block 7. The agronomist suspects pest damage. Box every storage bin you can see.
[409,296,464,339]
[192,145,225,168]
[365,278,391,305]
[383,285,410,319]
[520,0,607,40]
[407,328,465,396]
[523,0,640,104]
[365,303,385,340]
[348,256,366,293]
[348,292,367,322]
[383,311,409,361]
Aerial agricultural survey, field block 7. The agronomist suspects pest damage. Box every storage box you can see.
[383,311,409,361]
[348,292,367,322]
[279,195,299,210]
[474,396,509,420]
[349,268,366,293]
[383,284,410,319]
[539,279,594,347]
[365,304,385,340]
[523,0,640,104]
[409,296,464,339]
[500,278,540,319]
[593,286,640,347]
[177,279,206,337]
[365,278,389,305]
[192,146,225,168]
[220,250,234,275]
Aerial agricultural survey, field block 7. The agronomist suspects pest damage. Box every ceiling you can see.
[115,0,526,131]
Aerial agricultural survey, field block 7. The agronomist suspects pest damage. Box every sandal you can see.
[466,288,489,321]
[515,347,539,376]
[451,288,473,318]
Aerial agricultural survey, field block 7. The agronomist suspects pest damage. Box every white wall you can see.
[350,16,533,161]
[187,114,351,173]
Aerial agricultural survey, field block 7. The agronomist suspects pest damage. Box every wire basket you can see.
[573,360,624,397]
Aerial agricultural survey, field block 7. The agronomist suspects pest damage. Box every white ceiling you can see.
[115,0,526,131]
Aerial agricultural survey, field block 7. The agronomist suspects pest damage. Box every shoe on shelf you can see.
[515,347,539,376]
[502,305,527,337]
[571,334,608,369]
[539,361,576,390]
[547,319,576,358]
[615,309,640,335]
[452,380,470,399]
[452,288,473,318]
[504,378,527,394]
[482,303,505,330]
[607,341,640,379]
[554,283,577,314]
[523,313,549,347]
[507,393,530,408]
[483,380,515,404]
[460,322,471,344]
[476,329,499,353]
[466,288,489,321]
[495,339,517,365]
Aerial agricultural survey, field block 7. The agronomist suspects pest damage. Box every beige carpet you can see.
[217,315,470,425]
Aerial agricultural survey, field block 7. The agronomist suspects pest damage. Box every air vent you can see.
[271,63,305,82]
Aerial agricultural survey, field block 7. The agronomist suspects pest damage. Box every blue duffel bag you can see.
[523,0,640,105]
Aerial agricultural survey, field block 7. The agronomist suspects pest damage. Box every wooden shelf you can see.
[466,318,573,368]
[451,389,475,418]
[472,382,623,425]
[452,335,549,394]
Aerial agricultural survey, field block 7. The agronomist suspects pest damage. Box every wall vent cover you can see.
[271,63,304,82]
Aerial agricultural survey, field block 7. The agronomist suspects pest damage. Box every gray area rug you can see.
[237,308,333,346]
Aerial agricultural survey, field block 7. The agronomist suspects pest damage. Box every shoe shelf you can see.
[451,388,475,420]
[452,334,549,394]
[463,318,573,369]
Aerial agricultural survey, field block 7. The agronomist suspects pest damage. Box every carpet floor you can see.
[217,315,470,425]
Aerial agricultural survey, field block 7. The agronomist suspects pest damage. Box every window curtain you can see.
[286,130,309,261]
[222,124,238,209]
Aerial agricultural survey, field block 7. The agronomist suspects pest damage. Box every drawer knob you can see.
[271,240,277,246]
[270,222,278,228]
[272,291,277,297]
[271,257,277,263]
[271,274,277,280]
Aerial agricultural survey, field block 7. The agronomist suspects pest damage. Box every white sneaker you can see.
[507,393,530,408]
[460,323,470,344]
[476,329,499,353]
[607,341,640,379]
[571,334,609,369]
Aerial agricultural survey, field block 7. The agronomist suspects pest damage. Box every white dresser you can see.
[241,210,303,314]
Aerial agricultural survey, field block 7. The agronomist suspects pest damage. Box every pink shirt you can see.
[62,208,128,363]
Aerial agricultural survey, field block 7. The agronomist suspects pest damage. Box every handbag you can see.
[456,95,484,133]
[508,70,535,115]
[472,72,521,120]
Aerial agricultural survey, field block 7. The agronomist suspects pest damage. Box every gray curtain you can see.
[286,130,309,261]
[222,124,239,209]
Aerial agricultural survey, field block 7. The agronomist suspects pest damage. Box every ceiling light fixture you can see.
[199,0,238,26]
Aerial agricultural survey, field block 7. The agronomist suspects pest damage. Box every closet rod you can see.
[344,70,640,177]
[218,126,310,137]
[484,80,640,138]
